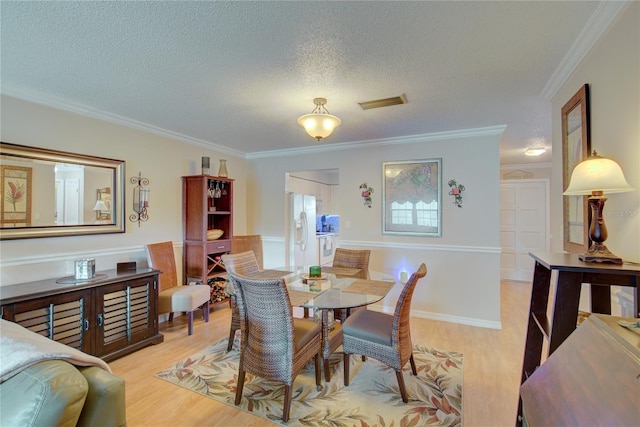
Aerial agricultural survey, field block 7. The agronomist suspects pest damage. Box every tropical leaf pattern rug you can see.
[156,338,463,426]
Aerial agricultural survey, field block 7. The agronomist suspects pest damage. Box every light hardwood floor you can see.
[109,280,531,426]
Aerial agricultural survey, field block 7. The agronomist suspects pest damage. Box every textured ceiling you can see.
[0,1,617,164]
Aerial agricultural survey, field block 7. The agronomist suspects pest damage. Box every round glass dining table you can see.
[226,266,397,311]
[287,268,397,311]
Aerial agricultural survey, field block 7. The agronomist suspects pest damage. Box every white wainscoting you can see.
[1,245,154,286]
[263,236,502,329]
[2,237,502,329]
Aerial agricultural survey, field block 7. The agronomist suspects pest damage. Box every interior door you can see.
[63,178,80,224]
[500,180,549,281]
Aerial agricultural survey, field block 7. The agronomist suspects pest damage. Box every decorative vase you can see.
[218,159,228,177]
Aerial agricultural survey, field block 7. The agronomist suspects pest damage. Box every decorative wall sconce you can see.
[93,200,109,223]
[448,179,465,208]
[359,183,374,208]
[130,172,150,226]
[94,187,112,221]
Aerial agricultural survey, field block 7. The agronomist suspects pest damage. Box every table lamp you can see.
[563,151,633,264]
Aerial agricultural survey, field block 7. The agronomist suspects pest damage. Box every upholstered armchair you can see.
[145,241,211,336]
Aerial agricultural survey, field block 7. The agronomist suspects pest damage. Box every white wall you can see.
[248,130,503,328]
[1,95,503,328]
[551,2,639,262]
[549,3,639,316]
[0,95,248,285]
[501,163,552,181]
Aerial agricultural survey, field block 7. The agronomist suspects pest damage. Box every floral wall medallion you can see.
[359,183,374,208]
[448,179,465,208]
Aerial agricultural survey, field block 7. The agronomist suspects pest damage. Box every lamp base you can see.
[579,243,623,264]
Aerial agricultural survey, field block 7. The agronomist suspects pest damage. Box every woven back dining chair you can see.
[145,241,211,336]
[333,248,371,271]
[332,248,371,321]
[319,310,343,382]
[221,251,261,351]
[342,263,427,403]
[231,235,264,269]
[228,273,322,422]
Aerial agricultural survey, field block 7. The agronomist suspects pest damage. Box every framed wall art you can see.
[561,84,590,253]
[1,165,32,226]
[382,158,442,236]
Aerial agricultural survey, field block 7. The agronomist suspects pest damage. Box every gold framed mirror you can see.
[1,142,125,240]
[561,84,590,253]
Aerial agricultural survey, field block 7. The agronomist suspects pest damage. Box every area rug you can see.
[156,338,463,426]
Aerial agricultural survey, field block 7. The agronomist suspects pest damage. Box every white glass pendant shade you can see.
[297,113,341,141]
[563,152,633,195]
[297,98,341,141]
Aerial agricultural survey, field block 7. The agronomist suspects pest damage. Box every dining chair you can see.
[221,250,261,351]
[342,263,427,403]
[229,273,322,422]
[145,241,211,336]
[319,311,343,382]
[332,248,371,321]
[333,248,371,271]
[231,235,264,269]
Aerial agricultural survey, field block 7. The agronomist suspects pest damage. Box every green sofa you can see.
[0,320,126,427]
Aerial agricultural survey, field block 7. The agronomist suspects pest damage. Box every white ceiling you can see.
[0,1,623,165]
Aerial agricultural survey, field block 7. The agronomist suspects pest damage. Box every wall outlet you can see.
[345,220,351,229]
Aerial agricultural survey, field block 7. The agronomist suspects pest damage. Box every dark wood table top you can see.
[0,268,160,304]
[530,252,640,274]
[520,314,640,426]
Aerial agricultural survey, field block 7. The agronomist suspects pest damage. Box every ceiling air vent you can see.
[358,94,408,110]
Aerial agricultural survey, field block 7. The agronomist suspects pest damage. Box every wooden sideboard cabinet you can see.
[0,268,164,362]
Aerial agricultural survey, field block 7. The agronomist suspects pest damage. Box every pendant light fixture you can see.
[297,98,341,141]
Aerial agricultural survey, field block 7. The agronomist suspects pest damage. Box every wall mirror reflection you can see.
[1,142,125,240]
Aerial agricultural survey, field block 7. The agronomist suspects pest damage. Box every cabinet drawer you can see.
[206,240,231,253]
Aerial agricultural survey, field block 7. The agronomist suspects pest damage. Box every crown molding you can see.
[246,125,507,160]
[542,0,629,101]
[3,85,505,161]
[1,86,245,158]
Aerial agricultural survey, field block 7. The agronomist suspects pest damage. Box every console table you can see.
[516,252,640,426]
[520,314,640,426]
[0,268,164,362]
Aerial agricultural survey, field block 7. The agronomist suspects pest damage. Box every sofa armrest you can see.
[0,360,88,427]
[76,366,127,427]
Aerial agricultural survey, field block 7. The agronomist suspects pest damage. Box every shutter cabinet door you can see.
[94,276,156,357]
[10,289,93,353]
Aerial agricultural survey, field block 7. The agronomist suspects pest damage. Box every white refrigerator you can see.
[286,193,318,268]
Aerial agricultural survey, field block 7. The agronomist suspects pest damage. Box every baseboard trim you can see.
[369,304,502,330]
